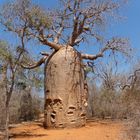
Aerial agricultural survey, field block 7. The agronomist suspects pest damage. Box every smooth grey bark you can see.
[44,46,88,128]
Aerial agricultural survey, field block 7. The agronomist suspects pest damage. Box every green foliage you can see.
[0,41,12,61]
[84,66,93,74]
[26,5,51,30]
[1,0,52,39]
[15,68,43,91]
[0,39,43,91]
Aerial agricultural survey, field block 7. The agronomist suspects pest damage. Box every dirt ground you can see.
[8,119,127,140]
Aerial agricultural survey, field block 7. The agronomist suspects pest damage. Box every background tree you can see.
[0,39,43,139]
[119,64,140,140]
[0,40,26,139]
[87,63,122,119]
[0,0,131,128]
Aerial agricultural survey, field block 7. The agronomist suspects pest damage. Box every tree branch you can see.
[53,5,67,44]
[81,53,103,60]
[54,27,64,44]
[81,46,107,60]
[21,56,48,69]
[38,33,62,50]
[121,68,140,90]
[81,37,130,60]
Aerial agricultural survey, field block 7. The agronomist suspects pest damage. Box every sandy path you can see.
[10,120,126,140]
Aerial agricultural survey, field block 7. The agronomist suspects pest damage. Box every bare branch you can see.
[121,68,140,90]
[40,52,50,56]
[65,0,121,46]
[21,56,48,69]
[81,53,103,60]
[53,4,67,44]
[81,37,130,60]
[54,27,64,43]
[38,35,62,50]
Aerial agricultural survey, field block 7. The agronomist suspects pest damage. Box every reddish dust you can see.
[10,119,126,140]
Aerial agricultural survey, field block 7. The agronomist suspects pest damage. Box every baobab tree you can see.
[0,0,131,128]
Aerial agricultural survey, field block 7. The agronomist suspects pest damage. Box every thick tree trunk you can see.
[44,46,88,128]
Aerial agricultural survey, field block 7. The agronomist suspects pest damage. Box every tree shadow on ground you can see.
[10,132,48,139]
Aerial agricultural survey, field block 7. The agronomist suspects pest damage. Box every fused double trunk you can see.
[44,46,88,128]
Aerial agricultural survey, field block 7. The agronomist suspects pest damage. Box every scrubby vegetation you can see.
[87,64,140,140]
[0,88,43,130]
[0,61,139,139]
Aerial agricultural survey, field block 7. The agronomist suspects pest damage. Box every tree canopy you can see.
[0,0,131,64]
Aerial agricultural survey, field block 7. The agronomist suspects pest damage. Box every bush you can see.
[0,87,43,129]
[19,90,42,121]
[88,88,121,119]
